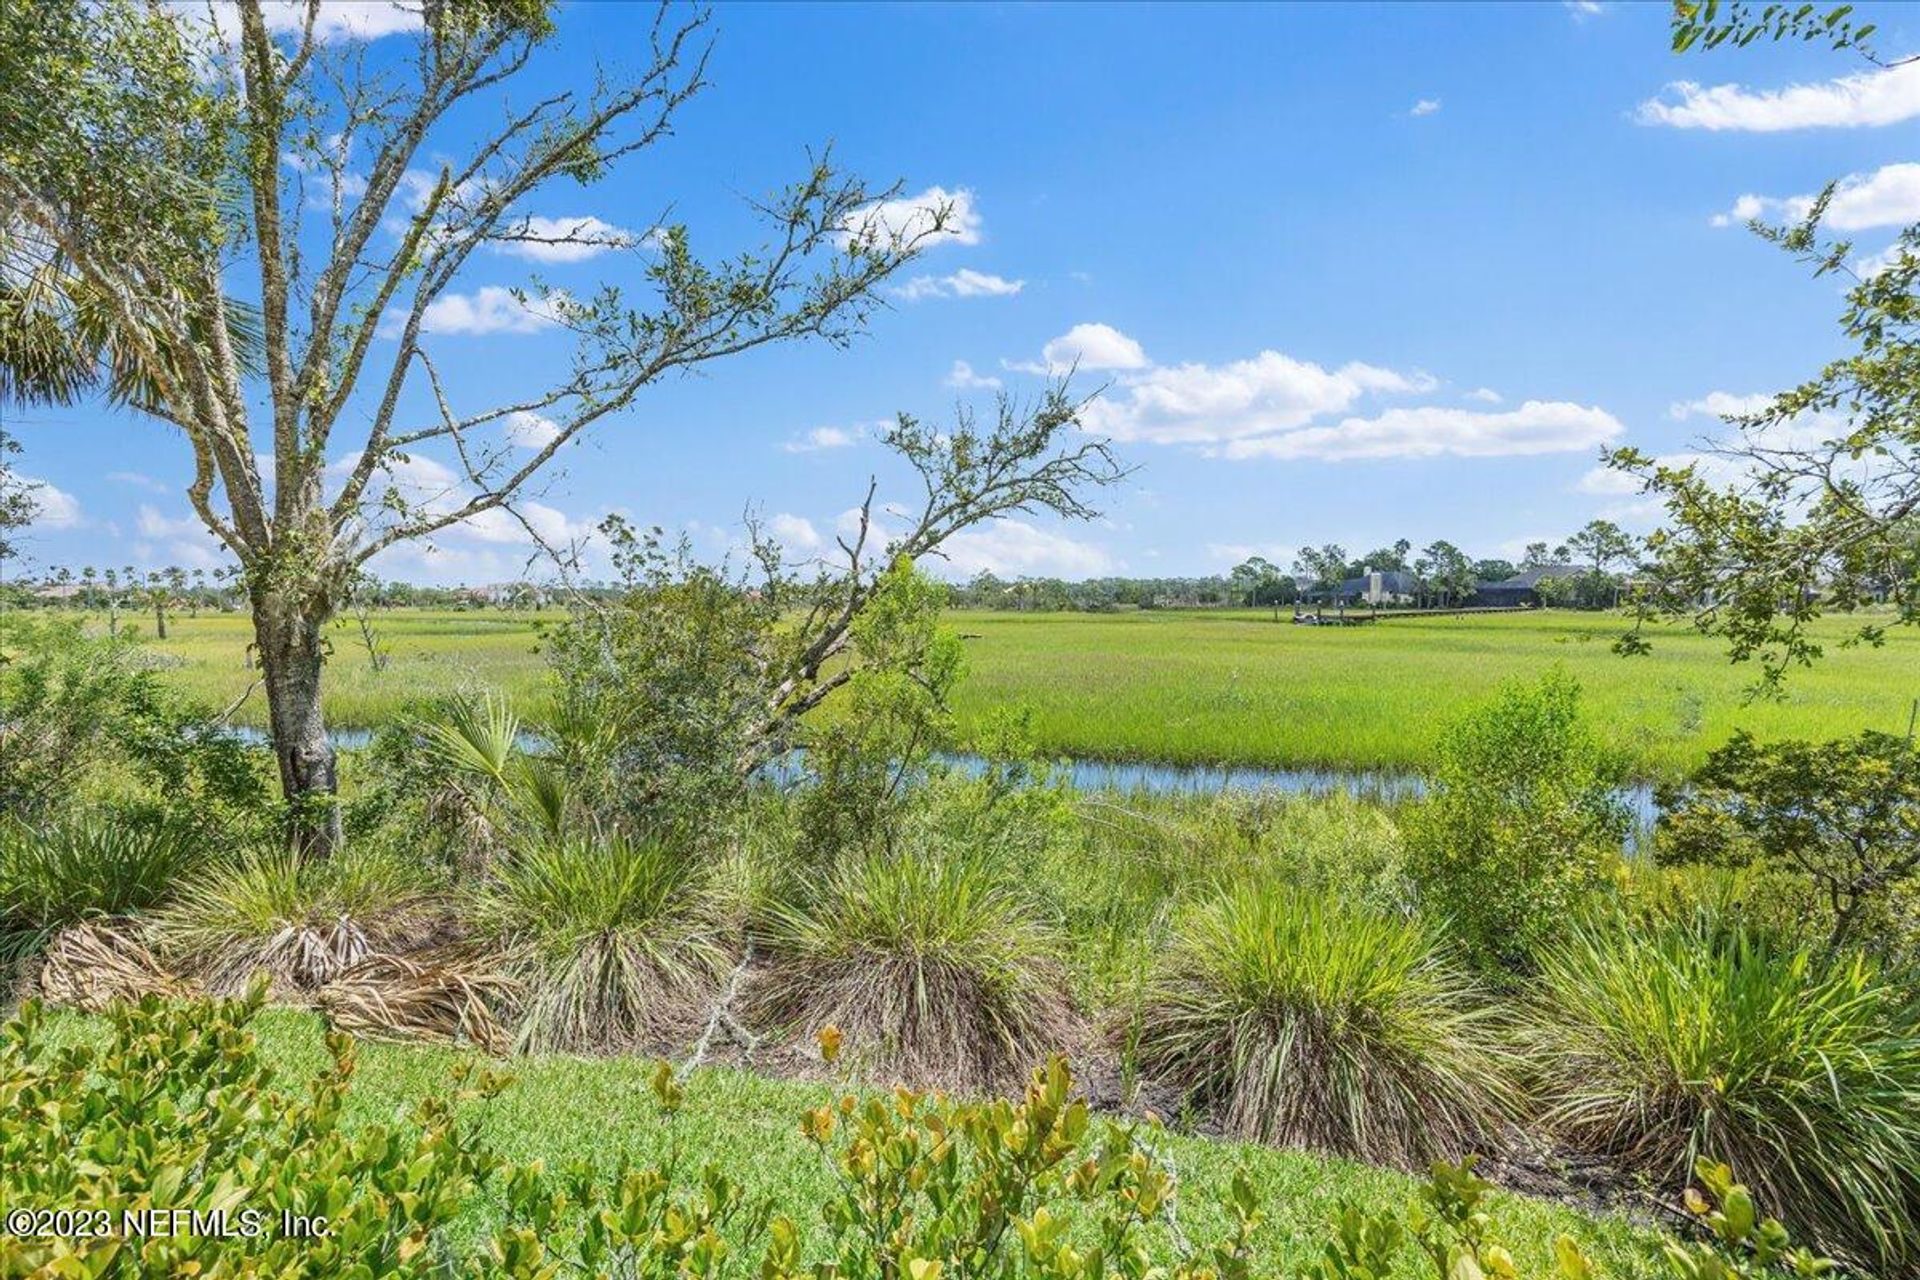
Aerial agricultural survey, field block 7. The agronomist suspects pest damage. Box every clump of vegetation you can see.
[752,846,1078,1090]
[151,846,440,993]
[1131,883,1520,1165]
[469,836,729,1053]
[1406,669,1626,970]
[0,813,200,962]
[1657,729,1920,962]
[1524,914,1920,1272]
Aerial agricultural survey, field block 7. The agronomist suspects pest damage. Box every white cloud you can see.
[782,425,865,453]
[1008,322,1151,375]
[204,1,423,43]
[1079,350,1430,446]
[1410,98,1442,117]
[895,268,1025,301]
[1218,400,1624,462]
[133,504,224,569]
[1564,0,1605,18]
[1712,163,1920,231]
[1206,542,1295,568]
[768,513,821,551]
[1855,241,1912,278]
[1640,60,1920,132]
[492,215,636,263]
[416,286,566,336]
[1465,387,1503,404]
[504,410,562,449]
[944,360,1002,390]
[1574,465,1644,497]
[22,477,82,529]
[841,186,982,251]
[935,518,1117,578]
[1668,390,1773,421]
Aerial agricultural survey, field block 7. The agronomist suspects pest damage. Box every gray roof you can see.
[1485,563,1587,590]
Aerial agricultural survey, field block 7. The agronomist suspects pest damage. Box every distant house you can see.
[33,583,83,602]
[1331,569,1419,606]
[1471,563,1585,607]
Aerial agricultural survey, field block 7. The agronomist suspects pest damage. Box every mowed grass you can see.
[119,606,1920,778]
[36,1007,1664,1276]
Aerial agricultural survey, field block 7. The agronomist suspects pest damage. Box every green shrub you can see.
[1525,915,1920,1272]
[469,836,728,1053]
[1132,883,1521,1166]
[0,812,200,960]
[151,846,439,993]
[751,846,1077,1090]
[1406,669,1626,970]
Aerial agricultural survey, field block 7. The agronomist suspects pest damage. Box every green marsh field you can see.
[135,606,1920,778]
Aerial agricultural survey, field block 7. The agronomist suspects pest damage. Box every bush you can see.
[469,836,729,1053]
[151,846,440,993]
[1406,669,1626,970]
[1132,883,1521,1166]
[1525,915,1920,1272]
[751,846,1078,1090]
[0,812,200,961]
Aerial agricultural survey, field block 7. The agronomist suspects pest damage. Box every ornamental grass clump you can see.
[0,813,201,962]
[1132,883,1521,1166]
[752,847,1078,1091]
[151,844,439,993]
[470,836,728,1053]
[1525,916,1920,1274]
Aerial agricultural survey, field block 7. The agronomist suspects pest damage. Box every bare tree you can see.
[0,0,950,851]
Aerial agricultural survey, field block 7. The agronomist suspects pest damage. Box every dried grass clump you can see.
[36,923,196,1011]
[751,848,1078,1092]
[152,846,441,995]
[317,950,517,1055]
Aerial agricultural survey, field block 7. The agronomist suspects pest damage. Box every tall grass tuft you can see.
[1132,883,1520,1166]
[1525,916,1920,1273]
[470,837,727,1053]
[152,845,439,993]
[751,847,1078,1091]
[0,814,201,961]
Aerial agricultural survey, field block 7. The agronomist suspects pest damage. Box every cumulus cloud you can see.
[1712,162,1920,231]
[894,268,1025,301]
[492,214,637,263]
[22,477,82,529]
[415,286,567,336]
[1078,350,1431,446]
[945,360,1002,390]
[781,425,866,453]
[841,186,981,251]
[1639,60,1920,131]
[1410,98,1442,117]
[1007,322,1151,375]
[133,504,225,569]
[1464,387,1503,404]
[1217,400,1624,462]
[768,512,822,551]
[935,518,1117,578]
[504,410,562,449]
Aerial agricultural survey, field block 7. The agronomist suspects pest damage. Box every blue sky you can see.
[11,0,1918,584]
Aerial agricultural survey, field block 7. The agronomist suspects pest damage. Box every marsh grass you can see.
[751,846,1078,1091]
[125,608,1920,777]
[469,836,729,1053]
[152,845,440,993]
[1525,916,1920,1272]
[1133,883,1521,1166]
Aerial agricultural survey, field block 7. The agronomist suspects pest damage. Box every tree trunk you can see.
[253,592,341,857]
[153,599,167,639]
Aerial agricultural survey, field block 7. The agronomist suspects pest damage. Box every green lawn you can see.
[39,1007,1664,1276]
[115,605,1920,778]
